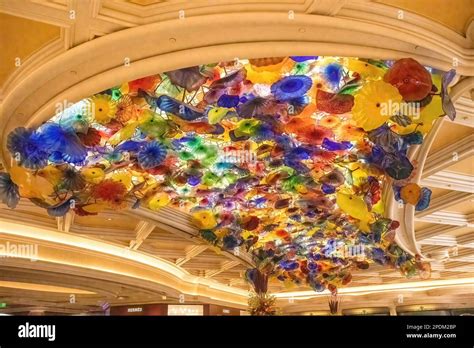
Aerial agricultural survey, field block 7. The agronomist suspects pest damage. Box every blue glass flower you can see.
[223,235,239,250]
[0,172,20,209]
[322,138,352,151]
[187,175,201,186]
[402,131,423,148]
[39,123,87,164]
[382,152,413,180]
[154,94,204,121]
[271,75,312,101]
[321,183,336,194]
[289,147,312,160]
[280,260,300,271]
[137,141,167,169]
[7,127,49,169]
[371,247,387,265]
[415,187,432,211]
[392,185,402,202]
[323,63,343,88]
[368,125,403,153]
[441,69,456,121]
[287,96,309,115]
[290,56,318,62]
[47,198,74,217]
[115,140,145,153]
[217,94,239,108]
[309,279,325,292]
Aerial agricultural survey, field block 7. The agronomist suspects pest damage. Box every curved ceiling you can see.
[377,0,474,35]
[0,0,473,315]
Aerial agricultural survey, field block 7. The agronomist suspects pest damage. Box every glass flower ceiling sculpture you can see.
[0,56,456,296]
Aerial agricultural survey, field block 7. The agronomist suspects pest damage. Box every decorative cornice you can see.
[0,219,250,307]
[421,171,474,193]
[421,134,474,178]
[415,192,474,218]
[415,211,474,227]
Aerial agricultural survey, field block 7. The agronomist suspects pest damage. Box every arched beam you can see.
[388,77,474,258]
[1,9,473,165]
[0,219,249,308]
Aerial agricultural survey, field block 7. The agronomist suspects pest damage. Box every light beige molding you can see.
[0,219,250,308]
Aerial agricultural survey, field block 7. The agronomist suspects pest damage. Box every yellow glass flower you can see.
[147,192,171,211]
[244,58,293,85]
[81,167,105,184]
[37,165,64,186]
[89,94,117,124]
[352,80,402,131]
[108,121,139,145]
[192,209,217,229]
[346,58,385,79]
[245,64,281,84]
[336,192,374,232]
[110,171,133,190]
[390,123,418,135]
[10,165,55,202]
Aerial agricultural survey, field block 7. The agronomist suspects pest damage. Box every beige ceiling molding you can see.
[0,280,96,294]
[275,277,474,298]
[276,276,474,313]
[2,218,471,311]
[0,219,250,307]
[453,95,474,127]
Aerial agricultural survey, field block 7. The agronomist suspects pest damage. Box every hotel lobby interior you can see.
[0,0,473,318]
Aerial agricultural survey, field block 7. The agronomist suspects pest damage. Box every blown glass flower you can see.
[400,183,421,205]
[0,56,449,294]
[352,80,402,131]
[0,173,20,209]
[384,58,432,101]
[7,127,49,169]
[271,75,312,101]
[192,209,218,229]
[137,141,167,169]
[88,94,117,124]
[92,179,127,203]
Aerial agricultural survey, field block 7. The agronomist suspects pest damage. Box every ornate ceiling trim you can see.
[2,9,473,163]
[0,219,250,307]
